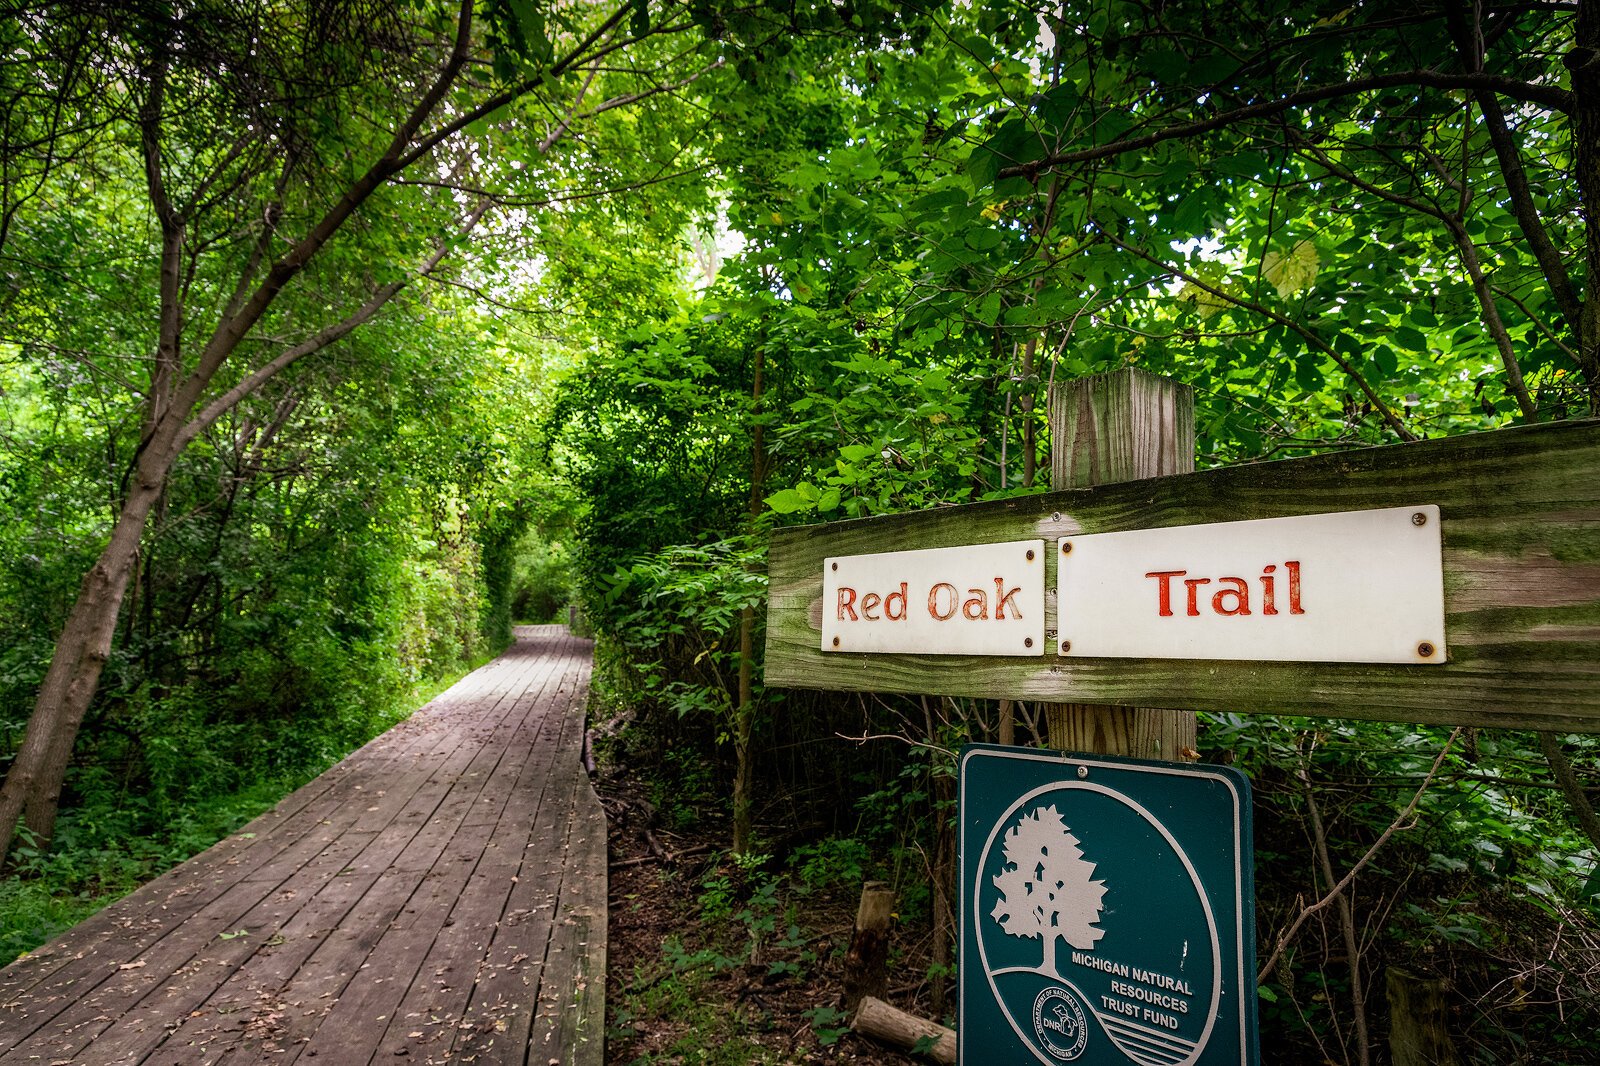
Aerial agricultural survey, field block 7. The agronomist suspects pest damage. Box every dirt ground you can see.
[596,763,931,1065]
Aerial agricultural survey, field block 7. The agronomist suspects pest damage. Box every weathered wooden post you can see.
[1387,968,1461,1066]
[1044,368,1197,759]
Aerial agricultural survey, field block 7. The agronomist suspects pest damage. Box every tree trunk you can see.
[1570,2,1600,411]
[930,766,955,1016]
[0,457,170,858]
[732,343,766,856]
[733,602,756,856]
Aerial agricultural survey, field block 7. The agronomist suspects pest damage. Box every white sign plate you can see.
[823,540,1045,656]
[1057,505,1445,665]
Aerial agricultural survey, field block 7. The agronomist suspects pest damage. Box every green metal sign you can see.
[959,745,1259,1065]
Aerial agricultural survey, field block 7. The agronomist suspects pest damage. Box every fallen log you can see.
[850,995,956,1064]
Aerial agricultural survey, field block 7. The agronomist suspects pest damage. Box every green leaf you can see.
[1393,326,1428,351]
[763,488,812,514]
[1373,345,1399,377]
[1261,240,1318,299]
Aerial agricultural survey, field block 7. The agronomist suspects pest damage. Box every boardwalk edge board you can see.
[765,418,1600,731]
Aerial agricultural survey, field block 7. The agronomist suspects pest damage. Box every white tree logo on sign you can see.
[991,804,1108,976]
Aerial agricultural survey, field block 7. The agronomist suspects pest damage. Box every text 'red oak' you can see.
[837,577,1025,622]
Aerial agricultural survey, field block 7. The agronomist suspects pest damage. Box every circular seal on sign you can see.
[1031,985,1088,1060]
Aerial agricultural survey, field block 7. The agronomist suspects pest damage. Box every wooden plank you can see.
[242,640,575,1065]
[551,786,609,1066]
[371,649,593,1064]
[765,419,1600,730]
[284,651,580,1063]
[129,682,542,1066]
[0,669,506,1017]
[450,720,590,1062]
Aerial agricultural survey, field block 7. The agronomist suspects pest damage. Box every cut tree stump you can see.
[842,881,895,1013]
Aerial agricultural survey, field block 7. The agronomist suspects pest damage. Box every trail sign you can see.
[765,418,1600,732]
[823,540,1045,656]
[1056,505,1445,665]
[960,745,1258,1065]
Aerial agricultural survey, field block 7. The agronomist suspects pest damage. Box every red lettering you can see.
[928,582,957,620]
[885,582,908,621]
[1146,570,1186,617]
[994,577,1022,620]
[861,592,881,620]
[837,587,859,621]
[1212,576,1250,616]
[1261,565,1277,615]
[963,589,989,620]
[1287,560,1305,614]
[1183,577,1212,617]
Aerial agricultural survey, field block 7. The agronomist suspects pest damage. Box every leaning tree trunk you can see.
[0,447,173,859]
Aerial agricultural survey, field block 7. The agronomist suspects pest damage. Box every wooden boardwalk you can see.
[0,625,604,1065]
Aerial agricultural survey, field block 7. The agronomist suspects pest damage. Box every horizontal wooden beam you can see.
[764,419,1600,732]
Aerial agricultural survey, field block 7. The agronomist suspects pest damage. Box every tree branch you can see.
[1092,224,1419,441]
[578,58,726,122]
[138,50,182,448]
[1287,130,1540,420]
[178,198,494,448]
[392,2,637,171]
[1539,731,1600,854]
[1257,729,1460,984]
[176,0,483,417]
[1447,3,1583,330]
[996,71,1574,181]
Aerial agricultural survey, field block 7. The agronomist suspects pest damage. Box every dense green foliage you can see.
[4,0,1600,1060]
[0,303,544,957]
[552,2,1600,1062]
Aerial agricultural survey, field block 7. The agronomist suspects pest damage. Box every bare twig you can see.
[1257,728,1462,984]
[1302,758,1371,1066]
